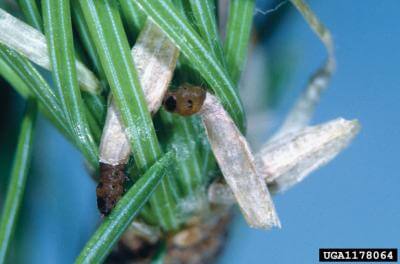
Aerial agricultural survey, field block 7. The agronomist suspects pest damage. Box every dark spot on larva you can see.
[164,94,177,112]
[187,99,193,108]
[97,197,108,215]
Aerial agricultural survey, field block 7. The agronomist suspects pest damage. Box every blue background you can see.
[220,1,400,263]
[0,0,399,263]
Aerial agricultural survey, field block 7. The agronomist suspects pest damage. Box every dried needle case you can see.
[199,93,280,229]
[260,118,360,192]
[99,20,179,168]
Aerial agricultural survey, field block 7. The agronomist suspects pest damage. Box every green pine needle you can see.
[0,100,37,263]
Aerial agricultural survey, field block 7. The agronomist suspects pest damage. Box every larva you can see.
[163,83,206,116]
[96,163,127,216]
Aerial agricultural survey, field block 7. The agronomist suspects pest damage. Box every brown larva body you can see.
[163,83,206,116]
[97,162,126,216]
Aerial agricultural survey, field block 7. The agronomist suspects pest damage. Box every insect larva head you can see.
[163,83,206,116]
[97,196,113,216]
[96,163,126,216]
